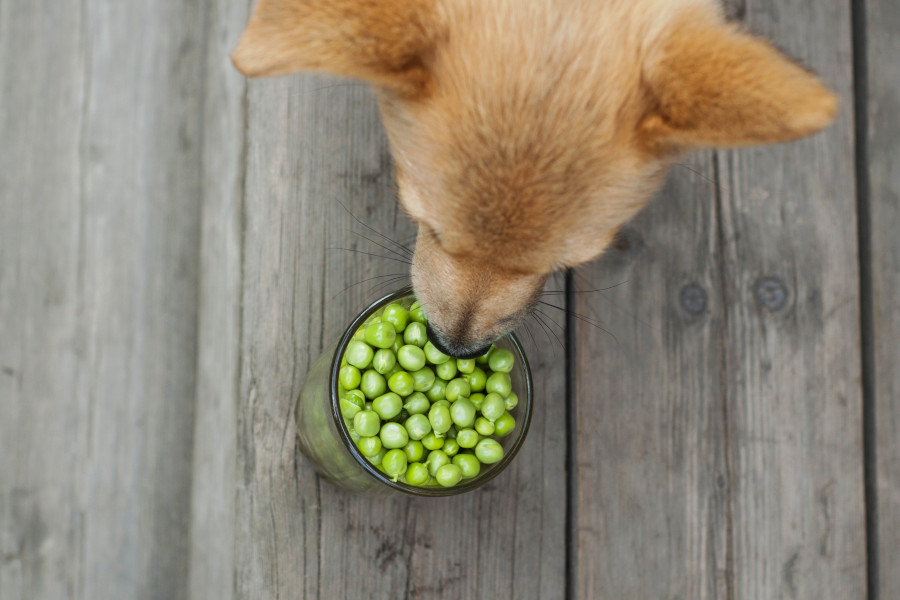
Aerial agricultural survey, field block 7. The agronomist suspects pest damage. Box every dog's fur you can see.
[233,0,836,358]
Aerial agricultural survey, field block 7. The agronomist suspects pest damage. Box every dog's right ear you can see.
[232,0,434,96]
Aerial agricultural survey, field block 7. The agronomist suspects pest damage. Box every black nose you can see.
[426,323,492,359]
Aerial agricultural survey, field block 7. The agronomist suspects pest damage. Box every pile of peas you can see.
[338,300,520,488]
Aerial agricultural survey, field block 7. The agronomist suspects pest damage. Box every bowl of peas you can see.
[295,286,533,496]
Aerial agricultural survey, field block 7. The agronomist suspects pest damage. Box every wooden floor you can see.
[1,1,896,599]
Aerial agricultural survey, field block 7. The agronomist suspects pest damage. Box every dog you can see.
[232,0,836,358]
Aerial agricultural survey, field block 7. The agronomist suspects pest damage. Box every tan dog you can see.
[232,0,836,358]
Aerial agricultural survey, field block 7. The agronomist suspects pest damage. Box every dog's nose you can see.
[426,323,492,359]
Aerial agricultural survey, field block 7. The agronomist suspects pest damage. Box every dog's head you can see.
[233,0,836,357]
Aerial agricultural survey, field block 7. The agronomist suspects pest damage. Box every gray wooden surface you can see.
[866,0,900,598]
[0,0,892,599]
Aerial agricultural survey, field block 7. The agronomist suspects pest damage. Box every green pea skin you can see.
[469,393,485,411]
[353,410,381,437]
[481,393,506,422]
[403,440,425,462]
[345,340,374,369]
[485,371,512,397]
[493,411,516,437]
[421,432,444,451]
[488,347,515,373]
[368,447,386,467]
[409,300,427,324]
[431,399,450,410]
[397,345,427,371]
[403,392,430,415]
[442,439,460,457]
[456,358,475,374]
[411,366,436,392]
[372,392,403,420]
[357,436,382,457]
[428,404,452,436]
[349,430,361,444]
[340,398,361,420]
[475,344,495,364]
[405,462,430,486]
[435,464,463,487]
[380,422,409,449]
[404,413,432,441]
[339,365,361,390]
[452,453,481,479]
[436,360,457,380]
[352,328,367,342]
[403,322,428,347]
[456,428,480,449]
[382,449,408,481]
[466,367,487,392]
[449,397,476,429]
[426,449,451,477]
[425,378,446,401]
[474,416,495,436]
[445,378,471,402]
[504,391,519,411]
[372,349,396,375]
[423,341,450,364]
[364,321,397,349]
[360,369,387,399]
[475,438,504,464]
[382,303,409,333]
[388,371,415,396]
[344,389,365,408]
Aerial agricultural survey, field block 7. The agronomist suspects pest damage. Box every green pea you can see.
[485,371,512,397]
[368,447,386,466]
[388,371,415,396]
[475,344,495,364]
[421,432,444,451]
[474,416,495,436]
[360,369,387,399]
[452,453,481,479]
[475,438,504,464]
[372,348,396,374]
[504,391,519,411]
[481,392,506,422]
[431,399,450,410]
[493,411,516,437]
[442,439,460,457]
[403,440,425,462]
[428,404,452,436]
[353,410,381,437]
[392,337,403,356]
[339,365,361,390]
[382,303,409,333]
[444,425,458,440]
[436,360,457,380]
[403,392,430,415]
[340,398,362,420]
[425,378,446,401]
[456,358,475,374]
[456,428,480,449]
[488,347,515,373]
[345,340,374,369]
[372,392,403,420]
[349,429,361,444]
[411,366,436,392]
[357,436,382,457]
[380,422,409,449]
[409,300,427,324]
[344,389,365,408]
[469,393,485,410]
[423,341,450,364]
[397,345,427,371]
[449,397,476,429]
[403,321,428,347]
[426,449,450,477]
[382,449,408,481]
[435,464,463,487]
[404,413,432,441]
[466,367,487,392]
[364,321,396,349]
[445,378,471,402]
[405,462,430,486]
[352,328,367,342]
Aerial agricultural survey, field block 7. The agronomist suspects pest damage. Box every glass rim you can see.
[329,286,534,497]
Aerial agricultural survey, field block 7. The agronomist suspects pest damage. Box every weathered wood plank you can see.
[865,0,900,597]
[0,0,204,598]
[573,2,866,599]
[232,71,566,599]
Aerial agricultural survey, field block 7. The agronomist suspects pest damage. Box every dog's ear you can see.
[232,0,433,96]
[640,13,837,151]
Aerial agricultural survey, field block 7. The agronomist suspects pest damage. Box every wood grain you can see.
[572,2,867,599]
[0,0,204,598]
[865,0,900,597]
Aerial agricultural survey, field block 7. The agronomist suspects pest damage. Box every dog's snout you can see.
[426,322,492,359]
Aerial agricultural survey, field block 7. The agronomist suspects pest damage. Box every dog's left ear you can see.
[232,0,433,96]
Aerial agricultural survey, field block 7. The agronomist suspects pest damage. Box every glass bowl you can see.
[295,286,533,496]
